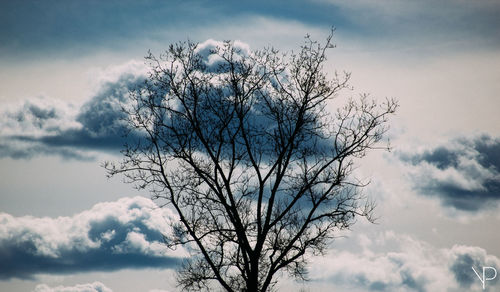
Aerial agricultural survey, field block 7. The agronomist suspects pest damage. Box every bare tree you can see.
[105,32,397,292]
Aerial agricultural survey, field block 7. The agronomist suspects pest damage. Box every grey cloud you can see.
[16,102,58,129]
[307,231,500,292]
[1,40,333,161]
[0,42,255,161]
[75,73,143,140]
[1,0,499,62]
[0,67,146,160]
[449,245,499,290]
[398,135,500,211]
[1,97,76,135]
[359,269,427,292]
[126,39,339,172]
[327,0,500,52]
[309,236,431,291]
[450,254,480,287]
[32,73,145,151]
[0,143,92,160]
[33,282,112,292]
[0,196,185,280]
[414,146,460,170]
[33,282,173,292]
[400,270,426,292]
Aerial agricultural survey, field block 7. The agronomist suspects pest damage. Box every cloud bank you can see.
[307,231,500,292]
[1,192,497,290]
[322,0,500,51]
[0,61,147,160]
[0,196,185,280]
[33,282,112,292]
[32,282,171,292]
[2,0,499,60]
[1,39,334,161]
[398,135,500,212]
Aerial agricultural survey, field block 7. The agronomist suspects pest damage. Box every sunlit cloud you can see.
[306,231,500,291]
[398,135,500,212]
[32,282,172,292]
[33,282,112,292]
[0,196,186,280]
[0,61,147,160]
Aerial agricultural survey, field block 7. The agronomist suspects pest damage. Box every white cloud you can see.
[87,60,147,90]
[0,96,80,137]
[397,135,500,212]
[33,282,112,292]
[303,231,500,292]
[32,280,172,292]
[0,196,186,279]
[22,229,500,292]
[194,39,252,71]
[0,60,148,160]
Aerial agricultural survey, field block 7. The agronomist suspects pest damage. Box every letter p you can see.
[472,266,497,290]
[483,267,497,286]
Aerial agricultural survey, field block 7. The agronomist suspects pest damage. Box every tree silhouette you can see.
[105,32,397,292]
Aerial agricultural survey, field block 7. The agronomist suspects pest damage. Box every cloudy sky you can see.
[1,0,500,291]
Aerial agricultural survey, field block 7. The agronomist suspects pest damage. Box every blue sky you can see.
[1,1,500,291]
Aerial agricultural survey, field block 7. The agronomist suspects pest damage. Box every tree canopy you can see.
[106,32,397,292]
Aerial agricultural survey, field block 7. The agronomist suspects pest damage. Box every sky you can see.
[1,0,500,291]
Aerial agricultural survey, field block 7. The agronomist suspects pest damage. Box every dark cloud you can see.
[1,0,500,61]
[450,246,499,290]
[76,73,143,141]
[0,0,347,59]
[0,143,92,161]
[0,196,185,280]
[450,253,480,287]
[398,135,500,211]
[34,72,145,151]
[414,146,460,170]
[16,102,58,129]
[1,41,334,161]
[330,0,500,49]
[0,66,146,160]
